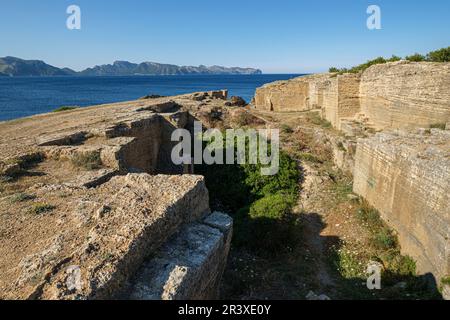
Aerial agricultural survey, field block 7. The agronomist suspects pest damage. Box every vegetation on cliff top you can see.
[329,46,450,74]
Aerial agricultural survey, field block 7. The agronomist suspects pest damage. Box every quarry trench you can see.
[218,109,443,300]
[0,86,448,300]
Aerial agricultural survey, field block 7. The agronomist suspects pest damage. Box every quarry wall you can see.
[353,130,450,281]
[359,61,450,130]
[254,61,450,131]
[254,62,450,287]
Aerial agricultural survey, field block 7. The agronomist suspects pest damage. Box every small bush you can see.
[356,201,384,229]
[406,53,426,62]
[329,67,339,73]
[10,193,36,203]
[426,47,450,62]
[333,179,353,201]
[297,152,320,163]
[430,123,446,130]
[234,193,299,254]
[53,106,79,113]
[28,203,55,215]
[281,124,294,134]
[306,112,332,128]
[333,248,365,279]
[442,276,450,286]
[373,227,397,250]
[337,142,346,152]
[71,151,102,170]
[383,253,416,278]
[248,193,295,220]
[387,55,402,62]
[234,111,261,127]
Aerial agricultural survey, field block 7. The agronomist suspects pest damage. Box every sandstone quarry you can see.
[254,61,450,290]
[255,61,450,131]
[0,91,235,300]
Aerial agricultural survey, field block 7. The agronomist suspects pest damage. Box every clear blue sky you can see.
[1,0,449,73]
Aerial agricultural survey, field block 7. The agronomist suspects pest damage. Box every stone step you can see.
[124,212,232,300]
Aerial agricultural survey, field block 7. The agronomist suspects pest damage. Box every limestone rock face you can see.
[254,75,331,112]
[255,61,450,131]
[353,130,450,281]
[127,212,233,300]
[359,61,450,130]
[0,93,235,300]
[321,73,361,129]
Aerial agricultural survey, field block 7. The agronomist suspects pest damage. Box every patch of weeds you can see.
[29,271,45,286]
[233,111,264,127]
[329,172,353,202]
[337,142,346,152]
[430,123,446,130]
[103,252,114,261]
[28,203,55,215]
[233,193,301,255]
[441,276,450,286]
[373,227,397,250]
[280,124,294,134]
[10,193,36,203]
[332,247,365,279]
[71,151,102,170]
[53,106,79,113]
[297,152,321,163]
[306,112,332,128]
[197,136,301,257]
[0,175,13,184]
[356,201,397,250]
[356,201,384,229]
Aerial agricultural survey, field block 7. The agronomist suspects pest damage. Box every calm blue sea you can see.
[0,74,302,121]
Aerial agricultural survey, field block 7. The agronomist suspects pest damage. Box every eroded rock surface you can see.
[0,93,234,300]
[353,130,450,281]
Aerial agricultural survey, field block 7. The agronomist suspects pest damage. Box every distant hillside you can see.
[79,61,262,76]
[0,57,76,77]
[0,57,262,77]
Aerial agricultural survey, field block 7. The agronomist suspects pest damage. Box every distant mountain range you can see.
[0,56,262,77]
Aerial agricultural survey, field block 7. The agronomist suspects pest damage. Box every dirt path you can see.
[253,110,360,298]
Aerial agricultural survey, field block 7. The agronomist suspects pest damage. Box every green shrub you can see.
[406,53,426,62]
[248,192,295,220]
[306,112,332,128]
[243,152,299,198]
[71,151,102,170]
[356,201,384,229]
[333,248,365,279]
[430,123,446,130]
[197,135,301,256]
[53,106,79,113]
[442,276,450,286]
[10,193,36,203]
[329,47,450,74]
[297,152,320,163]
[233,193,299,254]
[387,55,402,62]
[28,203,55,215]
[426,47,450,62]
[329,67,339,73]
[281,124,294,134]
[337,142,346,152]
[382,253,416,279]
[373,227,397,250]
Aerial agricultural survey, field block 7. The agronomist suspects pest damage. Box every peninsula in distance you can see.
[0,56,263,77]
